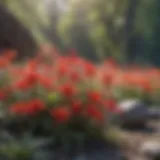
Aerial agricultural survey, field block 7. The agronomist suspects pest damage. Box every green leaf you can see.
[48,92,58,102]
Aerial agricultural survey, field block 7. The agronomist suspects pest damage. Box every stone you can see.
[140,141,160,160]
[148,108,160,120]
[117,99,149,128]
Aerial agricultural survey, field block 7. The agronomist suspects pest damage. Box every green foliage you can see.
[58,0,128,61]
[0,131,52,160]
[128,0,160,66]
[1,0,160,65]
[58,0,160,65]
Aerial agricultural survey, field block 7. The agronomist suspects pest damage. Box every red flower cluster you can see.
[10,99,45,115]
[0,47,159,128]
[50,107,71,123]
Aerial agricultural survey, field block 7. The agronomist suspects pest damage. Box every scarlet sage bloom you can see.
[14,71,39,90]
[14,71,38,90]
[87,91,101,102]
[39,75,53,90]
[140,79,152,92]
[26,71,39,84]
[27,99,45,114]
[69,71,81,82]
[50,107,71,123]
[59,84,76,97]
[71,100,82,114]
[84,62,96,77]
[10,99,45,115]
[14,79,31,90]
[102,73,113,85]
[57,64,69,77]
[87,105,103,122]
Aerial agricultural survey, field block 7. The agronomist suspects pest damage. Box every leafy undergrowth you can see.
[0,47,160,159]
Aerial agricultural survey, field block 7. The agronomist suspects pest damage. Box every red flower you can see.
[84,63,96,77]
[88,91,101,102]
[57,64,69,77]
[103,99,121,113]
[10,99,45,115]
[27,99,45,114]
[71,100,82,113]
[50,107,71,123]
[39,75,53,90]
[59,84,76,97]
[14,79,31,90]
[14,72,38,90]
[25,71,38,85]
[70,71,81,82]
[87,105,103,122]
[140,79,152,92]
[102,74,113,85]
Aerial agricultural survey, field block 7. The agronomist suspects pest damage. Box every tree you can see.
[58,0,129,61]
[131,0,160,66]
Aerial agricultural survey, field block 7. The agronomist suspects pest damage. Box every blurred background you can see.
[0,0,160,66]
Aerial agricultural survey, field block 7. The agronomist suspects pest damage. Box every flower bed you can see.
[0,48,160,159]
[0,49,120,142]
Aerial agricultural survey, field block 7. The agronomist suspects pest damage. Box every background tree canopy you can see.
[1,0,160,66]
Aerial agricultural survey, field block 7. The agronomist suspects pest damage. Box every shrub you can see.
[0,49,120,141]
